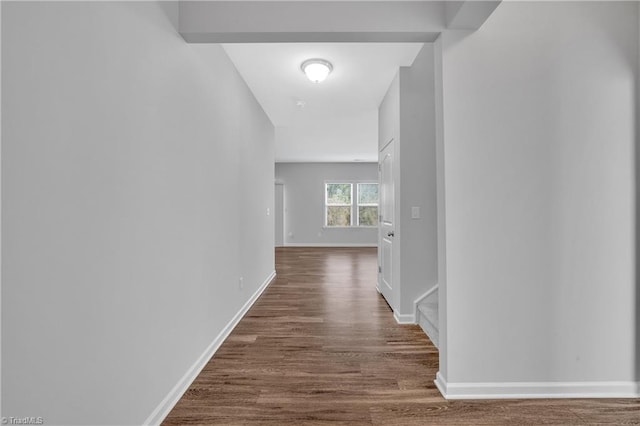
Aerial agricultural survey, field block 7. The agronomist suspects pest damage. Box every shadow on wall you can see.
[158,1,179,31]
[123,1,180,33]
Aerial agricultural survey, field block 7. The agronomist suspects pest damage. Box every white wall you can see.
[274,111,378,163]
[637,1,640,384]
[0,2,4,419]
[434,34,448,379]
[438,1,639,395]
[275,183,285,247]
[179,1,445,43]
[1,2,274,424]
[378,45,438,319]
[398,45,438,315]
[275,162,378,246]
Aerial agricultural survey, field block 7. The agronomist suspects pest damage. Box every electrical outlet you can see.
[239,277,244,289]
[266,208,270,216]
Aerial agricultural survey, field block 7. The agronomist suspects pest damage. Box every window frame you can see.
[356,182,379,228]
[323,181,379,228]
[324,182,353,227]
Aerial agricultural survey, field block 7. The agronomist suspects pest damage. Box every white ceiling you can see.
[222,43,424,162]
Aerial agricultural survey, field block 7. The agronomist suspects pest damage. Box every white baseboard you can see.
[143,270,277,426]
[435,372,640,399]
[284,243,377,247]
[393,311,416,324]
[417,310,439,349]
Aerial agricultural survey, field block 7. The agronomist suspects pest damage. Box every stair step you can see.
[417,301,438,326]
[417,291,439,348]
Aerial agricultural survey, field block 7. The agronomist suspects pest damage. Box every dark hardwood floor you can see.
[163,247,640,425]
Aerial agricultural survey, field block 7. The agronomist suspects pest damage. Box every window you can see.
[325,182,378,227]
[357,183,379,226]
[325,183,352,227]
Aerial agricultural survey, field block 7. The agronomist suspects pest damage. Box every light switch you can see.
[411,206,420,219]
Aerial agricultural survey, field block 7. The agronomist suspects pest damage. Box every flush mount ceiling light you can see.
[301,59,333,83]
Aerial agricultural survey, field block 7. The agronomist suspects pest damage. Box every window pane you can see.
[326,183,352,205]
[327,206,351,226]
[358,206,378,226]
[358,183,378,204]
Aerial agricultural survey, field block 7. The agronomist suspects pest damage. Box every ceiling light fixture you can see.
[301,59,333,83]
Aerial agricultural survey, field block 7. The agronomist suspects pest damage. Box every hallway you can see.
[163,248,640,425]
[163,247,436,424]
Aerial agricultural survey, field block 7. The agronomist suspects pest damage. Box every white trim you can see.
[413,283,438,318]
[143,271,277,426]
[435,372,640,399]
[414,284,438,306]
[435,371,447,397]
[284,243,377,247]
[393,311,416,324]
[417,309,439,349]
[380,137,394,152]
[415,284,439,347]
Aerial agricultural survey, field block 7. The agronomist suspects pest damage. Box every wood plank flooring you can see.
[163,247,640,425]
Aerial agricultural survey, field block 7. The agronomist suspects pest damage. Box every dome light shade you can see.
[301,59,333,83]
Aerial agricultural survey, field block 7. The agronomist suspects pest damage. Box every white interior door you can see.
[379,140,395,307]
